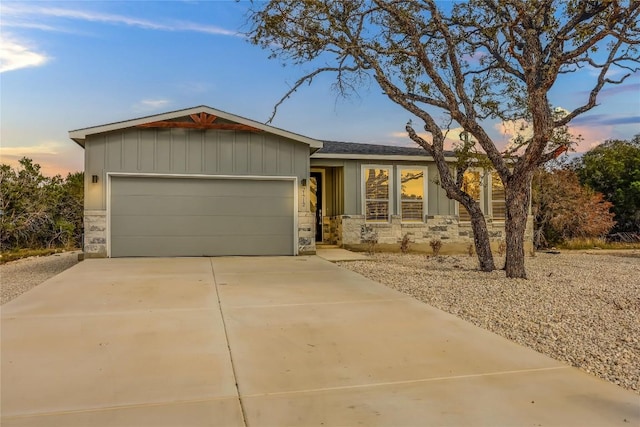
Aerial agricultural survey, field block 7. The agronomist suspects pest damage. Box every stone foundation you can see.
[83,210,107,258]
[331,214,533,254]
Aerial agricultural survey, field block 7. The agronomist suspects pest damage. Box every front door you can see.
[310,172,323,242]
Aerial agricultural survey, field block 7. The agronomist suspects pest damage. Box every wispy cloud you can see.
[1,21,79,33]
[0,140,83,177]
[0,141,60,157]
[0,34,48,73]
[169,21,239,37]
[573,80,640,101]
[1,3,240,37]
[133,99,171,112]
[572,113,640,126]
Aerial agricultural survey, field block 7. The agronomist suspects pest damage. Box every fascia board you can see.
[69,105,323,149]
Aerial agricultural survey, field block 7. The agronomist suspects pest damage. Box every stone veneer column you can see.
[298,211,316,254]
[83,210,107,258]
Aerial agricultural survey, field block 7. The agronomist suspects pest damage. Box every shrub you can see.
[400,234,411,254]
[497,241,506,257]
[429,238,442,256]
[1,158,83,251]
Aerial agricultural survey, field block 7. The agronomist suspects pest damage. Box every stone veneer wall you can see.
[83,210,107,258]
[298,211,316,255]
[331,214,534,253]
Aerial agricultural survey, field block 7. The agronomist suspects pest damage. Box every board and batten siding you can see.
[85,128,310,211]
[310,158,456,217]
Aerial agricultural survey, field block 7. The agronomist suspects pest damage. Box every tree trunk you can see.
[426,146,496,273]
[471,216,496,272]
[466,201,496,272]
[504,177,532,279]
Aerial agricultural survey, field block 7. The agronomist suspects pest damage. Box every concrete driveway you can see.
[1,257,638,426]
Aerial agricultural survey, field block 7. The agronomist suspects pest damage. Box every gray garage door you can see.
[110,176,295,257]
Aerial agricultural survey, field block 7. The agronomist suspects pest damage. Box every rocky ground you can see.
[1,251,80,305]
[338,251,640,394]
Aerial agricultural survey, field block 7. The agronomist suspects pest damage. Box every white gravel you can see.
[1,251,81,305]
[338,251,640,394]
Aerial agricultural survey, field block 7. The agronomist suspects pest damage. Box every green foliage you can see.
[532,168,615,248]
[0,158,84,251]
[575,136,640,233]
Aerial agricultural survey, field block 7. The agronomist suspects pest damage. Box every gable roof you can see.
[69,105,324,149]
[312,140,456,161]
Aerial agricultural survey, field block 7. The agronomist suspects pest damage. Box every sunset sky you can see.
[2,1,639,177]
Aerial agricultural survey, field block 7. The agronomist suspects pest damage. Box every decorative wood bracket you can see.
[137,112,262,132]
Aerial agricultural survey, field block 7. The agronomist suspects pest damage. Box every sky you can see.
[1,1,639,177]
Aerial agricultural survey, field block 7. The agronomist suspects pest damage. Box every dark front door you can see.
[310,172,323,242]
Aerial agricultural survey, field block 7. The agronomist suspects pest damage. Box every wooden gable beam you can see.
[137,112,262,132]
[190,112,217,125]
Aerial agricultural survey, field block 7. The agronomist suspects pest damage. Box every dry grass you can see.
[0,248,68,264]
[557,238,640,250]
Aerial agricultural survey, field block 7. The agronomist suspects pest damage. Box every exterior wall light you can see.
[301,178,307,187]
[92,175,99,183]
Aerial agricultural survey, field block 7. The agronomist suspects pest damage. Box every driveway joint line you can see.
[1,396,239,420]
[211,259,249,427]
[242,366,570,398]
[228,297,408,309]
[2,307,217,319]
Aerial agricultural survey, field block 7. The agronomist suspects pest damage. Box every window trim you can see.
[396,166,428,223]
[456,168,486,222]
[361,165,392,223]
[489,171,506,223]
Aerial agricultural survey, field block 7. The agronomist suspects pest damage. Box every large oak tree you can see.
[249,0,640,278]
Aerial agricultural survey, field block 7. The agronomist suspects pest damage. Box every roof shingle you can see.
[316,140,455,157]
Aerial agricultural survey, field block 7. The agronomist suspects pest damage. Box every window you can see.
[363,167,391,222]
[399,168,426,221]
[491,171,506,221]
[459,170,482,222]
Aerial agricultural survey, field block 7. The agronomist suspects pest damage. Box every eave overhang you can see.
[69,105,324,151]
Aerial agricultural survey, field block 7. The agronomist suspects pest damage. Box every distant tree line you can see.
[533,136,640,248]
[1,158,83,252]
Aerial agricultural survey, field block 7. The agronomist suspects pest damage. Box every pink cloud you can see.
[1,142,83,177]
[567,123,614,152]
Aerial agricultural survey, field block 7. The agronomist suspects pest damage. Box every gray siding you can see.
[86,128,310,210]
[310,159,456,216]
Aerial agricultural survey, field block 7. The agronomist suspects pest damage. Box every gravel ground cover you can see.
[338,251,640,394]
[1,251,80,305]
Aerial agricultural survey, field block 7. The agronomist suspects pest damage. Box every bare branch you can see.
[265,65,359,123]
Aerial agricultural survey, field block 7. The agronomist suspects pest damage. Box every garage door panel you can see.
[111,194,293,216]
[111,215,294,237]
[110,177,295,257]
[114,177,292,198]
[111,235,294,257]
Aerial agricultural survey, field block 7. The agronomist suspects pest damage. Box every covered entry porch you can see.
[309,166,344,245]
